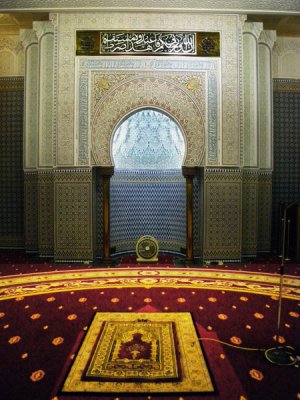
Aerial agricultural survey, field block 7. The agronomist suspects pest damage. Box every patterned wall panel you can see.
[272,79,300,251]
[110,170,186,253]
[257,171,272,252]
[0,77,24,248]
[54,169,94,261]
[242,169,259,256]
[95,169,103,258]
[38,170,54,256]
[203,168,242,261]
[24,171,38,251]
[193,168,204,258]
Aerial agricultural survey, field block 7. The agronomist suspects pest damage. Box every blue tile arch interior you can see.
[112,109,185,170]
[110,109,186,254]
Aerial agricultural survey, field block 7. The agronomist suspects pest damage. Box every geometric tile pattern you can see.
[54,169,94,261]
[0,78,24,248]
[257,171,272,253]
[111,170,186,253]
[38,170,54,256]
[203,168,242,261]
[242,169,259,256]
[193,169,203,258]
[24,171,38,252]
[272,80,300,251]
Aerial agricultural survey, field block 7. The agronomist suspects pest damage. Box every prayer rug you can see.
[62,312,214,394]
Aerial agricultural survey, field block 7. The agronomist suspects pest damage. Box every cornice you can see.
[0,0,299,14]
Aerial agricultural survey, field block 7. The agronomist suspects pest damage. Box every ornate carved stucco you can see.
[33,21,54,168]
[55,12,242,167]
[91,74,205,167]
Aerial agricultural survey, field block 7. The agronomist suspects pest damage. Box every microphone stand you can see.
[265,200,300,366]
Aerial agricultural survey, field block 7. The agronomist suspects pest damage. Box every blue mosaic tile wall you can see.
[272,82,300,251]
[0,79,24,247]
[111,169,186,254]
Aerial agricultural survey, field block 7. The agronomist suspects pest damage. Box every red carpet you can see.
[0,251,299,400]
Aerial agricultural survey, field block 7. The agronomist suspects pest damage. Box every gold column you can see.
[182,167,197,263]
[99,166,114,263]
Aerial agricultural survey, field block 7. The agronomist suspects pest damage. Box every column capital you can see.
[20,29,37,50]
[243,22,264,39]
[96,166,115,177]
[182,166,198,178]
[259,30,277,50]
[33,21,54,40]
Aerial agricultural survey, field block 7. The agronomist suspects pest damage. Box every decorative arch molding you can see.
[91,75,205,167]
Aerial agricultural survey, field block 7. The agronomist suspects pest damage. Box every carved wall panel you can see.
[77,58,219,167]
[56,12,242,167]
[91,74,205,167]
[54,168,95,261]
[24,171,38,251]
[203,168,242,261]
[242,169,259,256]
[38,170,54,256]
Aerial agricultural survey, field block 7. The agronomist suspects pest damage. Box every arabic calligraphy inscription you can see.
[76,31,220,56]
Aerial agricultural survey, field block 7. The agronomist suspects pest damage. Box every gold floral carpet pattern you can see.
[0,267,299,301]
[0,265,299,400]
[63,312,214,393]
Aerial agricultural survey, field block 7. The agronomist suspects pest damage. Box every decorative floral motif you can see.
[208,297,217,302]
[78,297,87,303]
[110,298,120,303]
[240,296,248,302]
[52,337,64,346]
[30,369,45,382]
[249,369,264,381]
[177,298,186,303]
[8,336,21,344]
[46,297,56,302]
[254,312,264,319]
[0,312,5,318]
[218,314,228,320]
[67,314,77,320]
[144,298,152,303]
[140,278,158,285]
[289,311,299,318]
[30,313,41,320]
[230,336,242,345]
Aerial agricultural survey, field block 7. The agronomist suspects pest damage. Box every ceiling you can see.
[0,12,299,37]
